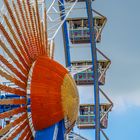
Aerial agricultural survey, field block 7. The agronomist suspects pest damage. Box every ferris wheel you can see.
[0,0,113,140]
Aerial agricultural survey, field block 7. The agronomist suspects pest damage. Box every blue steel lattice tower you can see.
[59,0,113,140]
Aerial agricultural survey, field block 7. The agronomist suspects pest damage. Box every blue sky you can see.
[78,0,140,139]
[55,0,140,139]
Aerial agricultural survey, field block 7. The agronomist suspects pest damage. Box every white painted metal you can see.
[46,0,78,41]
[66,131,88,140]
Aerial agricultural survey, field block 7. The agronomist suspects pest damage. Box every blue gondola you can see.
[72,60,110,85]
[67,17,105,44]
[77,104,110,129]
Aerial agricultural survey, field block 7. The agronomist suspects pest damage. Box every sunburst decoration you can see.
[0,0,79,139]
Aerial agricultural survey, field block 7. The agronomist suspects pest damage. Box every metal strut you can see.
[58,0,72,67]
[85,0,100,140]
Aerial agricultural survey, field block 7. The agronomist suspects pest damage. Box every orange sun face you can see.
[30,56,79,131]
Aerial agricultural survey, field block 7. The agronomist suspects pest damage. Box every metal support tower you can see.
[59,0,101,140]
[85,1,100,140]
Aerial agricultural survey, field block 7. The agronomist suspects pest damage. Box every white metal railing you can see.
[68,64,92,77]
[47,0,78,40]
[66,131,88,140]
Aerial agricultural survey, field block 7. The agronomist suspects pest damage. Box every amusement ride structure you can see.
[0,0,113,140]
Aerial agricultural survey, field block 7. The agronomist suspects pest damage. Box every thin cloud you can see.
[111,89,140,113]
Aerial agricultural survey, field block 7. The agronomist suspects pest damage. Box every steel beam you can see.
[58,0,71,67]
[85,0,100,140]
